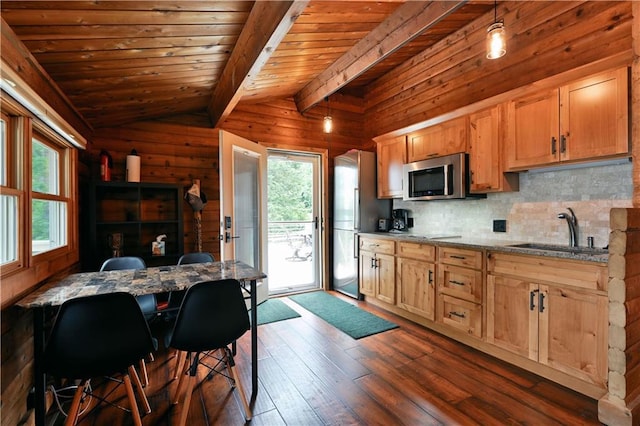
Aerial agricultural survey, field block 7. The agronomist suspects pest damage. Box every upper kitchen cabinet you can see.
[376,135,406,199]
[506,67,629,171]
[468,104,518,194]
[407,117,468,163]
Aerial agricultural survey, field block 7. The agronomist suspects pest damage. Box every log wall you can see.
[364,1,634,138]
[86,95,369,262]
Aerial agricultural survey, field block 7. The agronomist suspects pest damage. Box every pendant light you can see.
[323,96,333,134]
[486,0,506,59]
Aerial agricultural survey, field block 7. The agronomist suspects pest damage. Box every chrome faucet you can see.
[557,207,578,247]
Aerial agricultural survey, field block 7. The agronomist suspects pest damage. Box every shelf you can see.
[86,181,184,271]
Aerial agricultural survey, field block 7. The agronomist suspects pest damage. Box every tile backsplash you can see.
[393,160,633,249]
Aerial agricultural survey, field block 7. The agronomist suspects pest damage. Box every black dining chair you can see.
[164,252,216,378]
[44,292,155,426]
[168,279,252,425]
[99,256,157,387]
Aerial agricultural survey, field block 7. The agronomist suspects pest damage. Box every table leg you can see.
[250,279,258,397]
[34,307,46,426]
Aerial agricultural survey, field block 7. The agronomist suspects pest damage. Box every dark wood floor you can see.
[59,291,602,425]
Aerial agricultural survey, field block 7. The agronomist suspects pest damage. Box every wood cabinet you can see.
[506,67,629,170]
[486,252,608,389]
[396,241,436,320]
[376,135,406,199]
[436,246,484,338]
[359,237,395,304]
[468,104,518,193]
[406,117,468,163]
[87,181,184,271]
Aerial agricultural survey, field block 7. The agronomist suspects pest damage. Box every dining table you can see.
[16,259,266,426]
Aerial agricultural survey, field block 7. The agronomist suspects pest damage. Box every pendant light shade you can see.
[486,22,506,59]
[323,96,332,133]
[486,1,506,60]
[323,115,333,134]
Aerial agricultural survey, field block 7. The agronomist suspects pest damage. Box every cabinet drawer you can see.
[487,252,607,291]
[438,264,483,303]
[438,246,483,269]
[360,237,395,255]
[438,294,482,338]
[397,241,436,261]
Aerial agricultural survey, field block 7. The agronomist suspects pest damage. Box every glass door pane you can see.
[267,151,322,295]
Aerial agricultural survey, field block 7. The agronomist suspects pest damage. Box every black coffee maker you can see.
[392,209,409,231]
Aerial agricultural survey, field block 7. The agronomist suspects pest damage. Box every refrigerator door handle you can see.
[353,233,359,258]
[354,188,360,230]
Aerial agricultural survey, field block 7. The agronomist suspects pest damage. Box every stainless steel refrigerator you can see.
[333,150,391,299]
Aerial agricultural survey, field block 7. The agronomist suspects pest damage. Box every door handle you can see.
[225,232,240,243]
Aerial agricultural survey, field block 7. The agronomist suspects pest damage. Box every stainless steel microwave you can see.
[403,153,472,201]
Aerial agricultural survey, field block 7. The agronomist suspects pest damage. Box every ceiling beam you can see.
[207,1,309,127]
[294,0,468,113]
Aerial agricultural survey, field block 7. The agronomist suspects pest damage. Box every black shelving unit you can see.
[87,181,184,271]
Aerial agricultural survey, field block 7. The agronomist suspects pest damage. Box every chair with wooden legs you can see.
[100,256,158,388]
[44,292,156,426]
[168,279,252,425]
[167,252,216,380]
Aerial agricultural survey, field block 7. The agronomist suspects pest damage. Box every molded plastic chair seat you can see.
[44,292,155,426]
[99,256,157,387]
[169,279,252,425]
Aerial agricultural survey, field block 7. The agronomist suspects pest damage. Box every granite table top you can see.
[17,260,266,309]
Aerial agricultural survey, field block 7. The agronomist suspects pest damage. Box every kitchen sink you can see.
[506,243,608,255]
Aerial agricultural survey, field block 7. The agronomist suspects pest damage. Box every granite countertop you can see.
[359,232,609,263]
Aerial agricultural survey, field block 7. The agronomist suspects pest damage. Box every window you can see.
[1,93,78,306]
[0,112,19,266]
[31,136,68,255]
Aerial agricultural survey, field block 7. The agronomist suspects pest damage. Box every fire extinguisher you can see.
[100,150,112,181]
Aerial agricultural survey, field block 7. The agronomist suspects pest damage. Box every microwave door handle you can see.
[353,188,360,230]
[443,165,449,196]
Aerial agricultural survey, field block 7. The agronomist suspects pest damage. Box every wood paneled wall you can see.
[365,1,634,138]
[86,95,369,263]
[1,307,34,426]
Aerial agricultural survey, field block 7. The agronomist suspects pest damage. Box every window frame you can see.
[0,95,79,308]
[31,131,70,257]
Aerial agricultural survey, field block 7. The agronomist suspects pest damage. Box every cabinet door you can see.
[397,257,435,320]
[469,105,500,192]
[377,136,406,199]
[407,117,468,163]
[468,104,518,193]
[538,285,608,387]
[560,67,629,161]
[505,89,560,170]
[359,251,376,297]
[376,253,396,304]
[486,275,538,360]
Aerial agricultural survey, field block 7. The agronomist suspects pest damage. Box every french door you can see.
[219,130,269,305]
[267,150,322,295]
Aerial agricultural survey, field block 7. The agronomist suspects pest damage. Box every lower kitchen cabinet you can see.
[436,246,484,338]
[396,241,436,320]
[359,237,395,304]
[397,257,435,319]
[487,252,608,388]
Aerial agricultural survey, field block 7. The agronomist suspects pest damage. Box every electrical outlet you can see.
[493,219,507,232]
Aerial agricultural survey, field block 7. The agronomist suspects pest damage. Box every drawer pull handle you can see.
[449,311,466,319]
[449,280,465,286]
[450,255,466,260]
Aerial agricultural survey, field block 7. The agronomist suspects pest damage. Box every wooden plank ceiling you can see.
[1,1,494,130]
